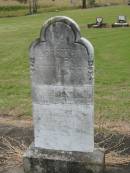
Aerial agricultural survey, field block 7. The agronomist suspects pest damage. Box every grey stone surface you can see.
[30,16,94,152]
[23,144,105,173]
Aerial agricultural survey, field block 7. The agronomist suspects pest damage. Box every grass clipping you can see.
[97,133,130,166]
[0,136,27,171]
[106,151,130,166]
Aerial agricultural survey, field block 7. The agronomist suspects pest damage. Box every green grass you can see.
[0,5,130,120]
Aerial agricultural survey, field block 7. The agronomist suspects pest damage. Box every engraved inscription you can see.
[32,84,93,104]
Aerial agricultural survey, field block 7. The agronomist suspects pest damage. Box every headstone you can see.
[112,15,129,27]
[96,17,103,25]
[88,17,107,28]
[118,16,127,23]
[31,16,94,153]
[23,16,105,173]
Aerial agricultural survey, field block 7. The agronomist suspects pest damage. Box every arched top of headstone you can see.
[40,16,81,42]
[30,16,94,62]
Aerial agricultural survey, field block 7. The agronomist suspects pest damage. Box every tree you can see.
[28,0,38,14]
[82,0,95,8]
[82,0,87,8]
[32,0,38,13]
[88,0,95,7]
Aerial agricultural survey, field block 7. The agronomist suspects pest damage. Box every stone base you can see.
[23,144,105,173]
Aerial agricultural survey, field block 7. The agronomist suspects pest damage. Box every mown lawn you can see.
[0,5,130,120]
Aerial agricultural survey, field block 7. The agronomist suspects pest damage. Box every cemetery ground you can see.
[0,5,130,172]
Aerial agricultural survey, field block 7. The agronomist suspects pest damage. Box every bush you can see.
[0,5,27,11]
[88,0,95,7]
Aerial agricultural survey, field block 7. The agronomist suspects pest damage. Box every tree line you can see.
[28,0,95,14]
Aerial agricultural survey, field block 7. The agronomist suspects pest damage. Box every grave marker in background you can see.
[112,15,129,27]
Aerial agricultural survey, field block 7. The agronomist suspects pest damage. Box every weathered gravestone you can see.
[23,16,105,173]
[112,16,129,27]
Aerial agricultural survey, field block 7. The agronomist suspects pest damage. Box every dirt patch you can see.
[95,120,130,135]
[0,116,33,172]
[96,132,130,155]
[0,115,32,128]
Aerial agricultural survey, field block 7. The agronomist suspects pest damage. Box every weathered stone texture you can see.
[30,16,94,152]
